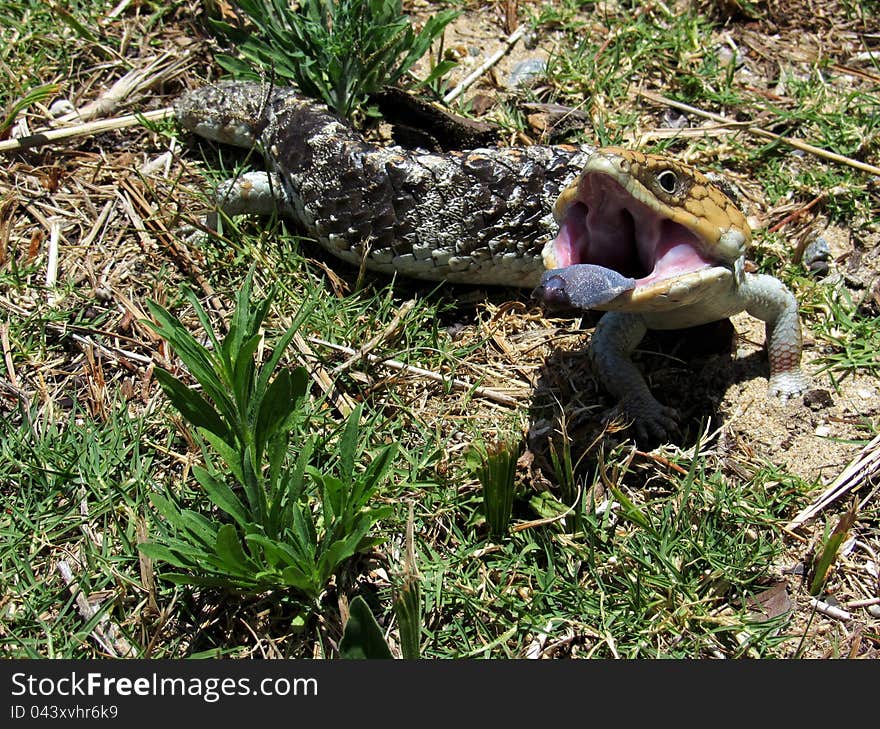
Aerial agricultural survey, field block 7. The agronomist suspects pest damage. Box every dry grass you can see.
[1,0,878,658]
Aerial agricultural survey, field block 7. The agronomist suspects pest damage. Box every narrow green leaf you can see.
[809,501,859,596]
[214,524,255,575]
[182,286,225,359]
[199,429,246,485]
[393,574,421,660]
[255,298,314,399]
[609,485,654,532]
[152,368,229,439]
[193,465,250,527]
[161,573,257,590]
[279,565,320,595]
[137,542,195,570]
[240,443,268,524]
[352,443,397,511]
[254,368,297,461]
[340,596,393,659]
[338,403,363,484]
[245,534,289,571]
[176,508,220,548]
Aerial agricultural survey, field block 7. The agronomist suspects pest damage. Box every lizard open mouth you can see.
[536,148,747,312]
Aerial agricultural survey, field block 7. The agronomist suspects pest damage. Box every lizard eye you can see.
[656,169,678,194]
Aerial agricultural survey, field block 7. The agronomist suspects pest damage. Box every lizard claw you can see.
[610,398,680,442]
[768,369,809,402]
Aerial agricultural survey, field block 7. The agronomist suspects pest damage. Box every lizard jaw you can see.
[539,164,733,311]
[546,172,718,285]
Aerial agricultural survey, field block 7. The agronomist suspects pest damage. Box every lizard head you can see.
[537,147,750,312]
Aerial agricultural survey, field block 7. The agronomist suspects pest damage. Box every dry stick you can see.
[443,25,528,104]
[45,220,60,305]
[292,331,358,419]
[0,107,172,154]
[638,90,880,177]
[809,598,852,622]
[786,432,880,530]
[309,336,520,407]
[0,322,20,389]
[71,332,150,368]
[785,435,880,529]
[56,560,134,657]
[79,198,116,249]
[331,299,416,375]
[55,52,187,125]
[768,192,826,234]
[846,597,880,609]
[0,297,151,367]
[117,177,227,321]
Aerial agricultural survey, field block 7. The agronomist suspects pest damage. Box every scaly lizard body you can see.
[175,82,808,439]
[535,147,807,437]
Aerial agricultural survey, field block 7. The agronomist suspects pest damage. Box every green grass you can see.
[410,439,803,658]
[537,1,878,226]
[2,0,878,660]
[809,285,880,381]
[209,0,459,120]
[0,400,160,657]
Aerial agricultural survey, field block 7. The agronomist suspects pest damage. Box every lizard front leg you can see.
[590,311,679,440]
[740,273,809,399]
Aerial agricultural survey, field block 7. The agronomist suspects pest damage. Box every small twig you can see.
[72,332,149,368]
[292,331,358,418]
[0,322,20,389]
[117,177,228,321]
[56,559,134,657]
[79,198,116,249]
[845,597,880,609]
[786,433,880,530]
[309,336,521,407]
[443,25,528,104]
[524,620,556,659]
[44,220,60,304]
[540,632,587,659]
[0,107,172,154]
[331,299,416,375]
[105,0,134,20]
[809,598,852,622]
[633,449,690,476]
[768,193,826,233]
[512,484,584,532]
[55,53,187,124]
[638,90,880,177]
[0,376,32,413]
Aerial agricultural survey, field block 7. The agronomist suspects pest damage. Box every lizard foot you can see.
[768,369,809,402]
[609,397,680,442]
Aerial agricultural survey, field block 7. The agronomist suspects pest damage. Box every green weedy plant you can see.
[139,270,395,601]
[466,437,522,539]
[209,0,459,120]
[1,83,60,140]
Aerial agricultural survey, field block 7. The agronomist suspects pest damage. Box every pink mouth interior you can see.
[552,174,715,288]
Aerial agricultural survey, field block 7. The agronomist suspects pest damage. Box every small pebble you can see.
[803,388,833,410]
[48,99,76,118]
[803,235,832,274]
[523,31,540,50]
[716,45,741,67]
[661,108,689,129]
[507,58,546,89]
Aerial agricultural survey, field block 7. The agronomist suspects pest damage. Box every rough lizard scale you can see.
[175,81,808,439]
[175,81,594,287]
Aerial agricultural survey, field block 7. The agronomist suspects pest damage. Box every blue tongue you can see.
[534,265,636,310]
